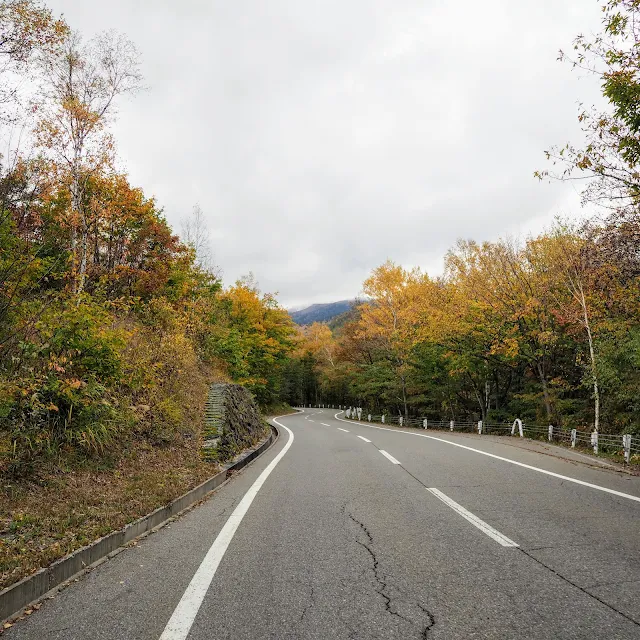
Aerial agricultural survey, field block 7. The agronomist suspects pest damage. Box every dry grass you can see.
[0,438,218,590]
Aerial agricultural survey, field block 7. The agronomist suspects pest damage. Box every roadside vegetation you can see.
[285,0,640,439]
[0,1,295,588]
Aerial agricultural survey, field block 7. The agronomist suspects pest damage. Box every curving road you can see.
[6,409,640,639]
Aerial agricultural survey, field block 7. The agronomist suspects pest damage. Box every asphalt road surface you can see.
[6,409,640,639]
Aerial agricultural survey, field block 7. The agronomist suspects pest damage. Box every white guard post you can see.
[449,420,454,432]
[511,419,524,437]
[381,415,385,424]
[357,408,362,420]
[622,434,631,463]
[548,425,553,442]
[423,419,428,429]
[478,421,483,435]
[399,416,403,426]
[571,429,577,448]
[368,414,372,422]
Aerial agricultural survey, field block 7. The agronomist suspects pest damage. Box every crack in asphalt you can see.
[417,603,437,640]
[347,511,436,638]
[299,584,315,622]
[520,548,640,627]
[348,513,405,621]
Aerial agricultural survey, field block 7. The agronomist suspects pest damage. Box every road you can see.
[6,409,640,639]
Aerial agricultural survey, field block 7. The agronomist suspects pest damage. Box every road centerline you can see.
[379,450,401,465]
[338,428,349,433]
[357,436,372,443]
[426,488,519,548]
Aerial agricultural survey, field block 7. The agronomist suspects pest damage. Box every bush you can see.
[0,299,128,475]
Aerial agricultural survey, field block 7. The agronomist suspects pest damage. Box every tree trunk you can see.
[579,286,600,431]
[469,374,487,422]
[485,379,490,420]
[77,215,88,295]
[535,360,553,419]
[70,172,81,294]
[401,376,408,422]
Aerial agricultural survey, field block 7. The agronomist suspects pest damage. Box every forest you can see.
[287,222,639,434]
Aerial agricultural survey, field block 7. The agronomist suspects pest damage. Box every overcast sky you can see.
[47,0,604,308]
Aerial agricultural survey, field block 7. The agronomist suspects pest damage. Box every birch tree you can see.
[181,203,216,273]
[35,29,142,295]
[528,230,602,430]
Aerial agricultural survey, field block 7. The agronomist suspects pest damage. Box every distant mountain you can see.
[289,300,355,326]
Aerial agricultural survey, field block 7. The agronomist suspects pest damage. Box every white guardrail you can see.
[300,404,639,464]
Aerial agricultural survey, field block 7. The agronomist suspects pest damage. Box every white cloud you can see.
[46,0,605,306]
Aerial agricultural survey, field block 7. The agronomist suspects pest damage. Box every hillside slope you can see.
[289,300,354,325]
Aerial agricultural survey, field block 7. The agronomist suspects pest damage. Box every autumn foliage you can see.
[289,222,639,434]
[0,2,295,478]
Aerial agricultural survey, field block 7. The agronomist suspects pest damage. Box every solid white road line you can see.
[338,428,349,433]
[357,436,372,443]
[426,488,519,548]
[158,417,295,640]
[333,413,640,504]
[379,450,401,465]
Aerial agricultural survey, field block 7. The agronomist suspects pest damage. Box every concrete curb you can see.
[0,425,279,625]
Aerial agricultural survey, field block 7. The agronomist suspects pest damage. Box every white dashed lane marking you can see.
[379,450,400,465]
[426,488,518,547]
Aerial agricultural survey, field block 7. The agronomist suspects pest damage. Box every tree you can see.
[180,203,216,273]
[537,0,640,214]
[304,322,337,369]
[527,228,602,430]
[445,238,564,421]
[35,29,142,295]
[0,0,67,120]
[354,262,431,420]
[208,281,295,405]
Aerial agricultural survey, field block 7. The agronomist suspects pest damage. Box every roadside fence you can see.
[301,405,639,465]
